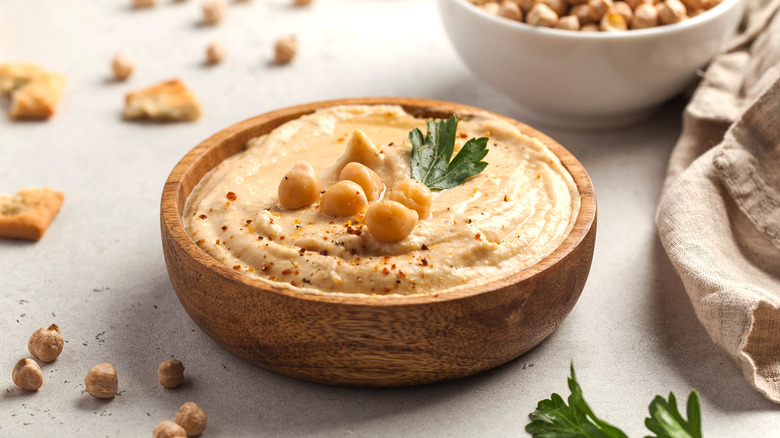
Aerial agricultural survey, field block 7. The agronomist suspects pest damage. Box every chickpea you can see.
[600,11,628,31]
[588,0,614,20]
[555,14,581,30]
[206,42,226,65]
[111,53,134,81]
[12,358,43,391]
[175,402,207,437]
[85,363,118,399]
[612,1,634,23]
[28,323,64,363]
[153,421,187,438]
[202,0,227,25]
[133,0,155,7]
[320,181,369,217]
[339,162,383,202]
[537,0,568,17]
[387,179,432,219]
[158,359,185,388]
[632,3,659,28]
[480,1,501,14]
[274,36,298,65]
[526,3,559,27]
[657,0,687,24]
[680,0,707,10]
[625,0,651,9]
[278,161,321,209]
[580,23,601,31]
[516,0,534,12]
[365,200,419,243]
[570,4,597,24]
[498,1,523,21]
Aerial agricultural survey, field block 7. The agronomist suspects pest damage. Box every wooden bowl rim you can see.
[161,97,596,307]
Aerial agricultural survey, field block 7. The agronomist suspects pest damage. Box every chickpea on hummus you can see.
[183,105,579,296]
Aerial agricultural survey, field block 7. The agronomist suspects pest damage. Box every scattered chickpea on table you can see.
[175,402,208,436]
[469,0,723,31]
[12,358,43,391]
[158,359,185,388]
[111,53,135,81]
[153,421,187,438]
[84,363,119,399]
[205,41,226,65]
[274,35,298,64]
[202,0,227,25]
[28,323,64,362]
[132,0,155,8]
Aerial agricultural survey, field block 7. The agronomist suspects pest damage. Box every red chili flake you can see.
[246,219,252,224]
[299,248,306,255]
[319,250,328,256]
[384,255,390,262]
[421,244,429,251]
[382,267,390,275]
[268,275,276,281]
[197,239,205,245]
[475,232,482,240]
[199,214,207,219]
[458,132,468,139]
[398,270,406,277]
[391,264,396,270]
[290,280,298,287]
[279,236,286,240]
[268,236,274,241]
[261,263,271,271]
[421,258,428,266]
[232,265,241,270]
[226,191,237,201]
[258,236,264,240]
[222,226,227,231]
[281,269,292,275]
[503,195,509,202]
[322,236,328,241]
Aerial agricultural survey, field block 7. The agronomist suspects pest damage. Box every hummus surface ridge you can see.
[183,105,580,296]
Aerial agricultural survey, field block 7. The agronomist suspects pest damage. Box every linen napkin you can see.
[656,0,780,403]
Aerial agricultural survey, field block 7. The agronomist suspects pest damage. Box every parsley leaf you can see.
[526,363,629,438]
[644,392,702,438]
[409,115,489,190]
[526,364,704,438]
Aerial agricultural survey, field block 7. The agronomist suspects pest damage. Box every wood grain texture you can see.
[160,97,597,387]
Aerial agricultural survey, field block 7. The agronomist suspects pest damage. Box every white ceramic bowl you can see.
[438,0,745,129]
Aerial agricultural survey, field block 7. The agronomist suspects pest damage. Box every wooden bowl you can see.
[161,97,596,387]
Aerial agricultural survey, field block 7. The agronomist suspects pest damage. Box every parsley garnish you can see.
[409,115,489,190]
[526,363,703,438]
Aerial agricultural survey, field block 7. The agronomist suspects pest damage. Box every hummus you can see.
[183,105,580,296]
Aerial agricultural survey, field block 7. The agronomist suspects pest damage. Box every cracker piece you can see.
[0,63,66,120]
[0,188,65,241]
[123,79,202,122]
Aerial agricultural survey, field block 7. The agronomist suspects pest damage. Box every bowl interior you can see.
[163,97,596,305]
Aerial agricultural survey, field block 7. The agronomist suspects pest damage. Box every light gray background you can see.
[1,0,778,436]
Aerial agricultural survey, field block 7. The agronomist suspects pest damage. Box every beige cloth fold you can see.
[656,0,780,403]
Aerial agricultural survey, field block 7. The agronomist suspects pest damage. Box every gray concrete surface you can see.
[2,0,778,436]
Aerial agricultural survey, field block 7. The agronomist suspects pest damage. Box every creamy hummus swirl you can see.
[183,105,580,296]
